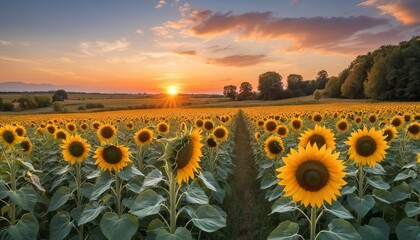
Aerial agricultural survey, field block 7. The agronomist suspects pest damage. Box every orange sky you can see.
[1,0,419,93]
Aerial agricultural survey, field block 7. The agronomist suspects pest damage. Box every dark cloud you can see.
[173,50,197,55]
[207,54,266,67]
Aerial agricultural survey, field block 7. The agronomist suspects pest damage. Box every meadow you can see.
[0,102,419,240]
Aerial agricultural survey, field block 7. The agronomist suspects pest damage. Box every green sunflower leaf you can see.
[347,194,375,218]
[185,186,209,205]
[129,189,164,218]
[8,185,38,212]
[357,218,389,240]
[47,186,72,212]
[7,213,39,240]
[318,219,362,240]
[186,204,226,232]
[100,212,138,240]
[268,220,300,240]
[270,197,296,214]
[324,201,354,219]
[141,169,163,191]
[151,227,192,240]
[198,171,220,192]
[90,171,114,201]
[404,202,420,217]
[49,211,74,240]
[395,218,420,240]
[77,202,106,226]
[366,176,390,190]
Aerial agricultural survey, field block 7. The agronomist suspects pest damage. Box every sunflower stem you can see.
[397,132,409,167]
[169,171,177,233]
[136,146,143,171]
[310,206,317,240]
[357,164,364,223]
[75,162,84,240]
[115,174,123,217]
[8,151,17,226]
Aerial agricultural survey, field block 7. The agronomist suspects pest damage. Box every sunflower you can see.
[97,124,117,143]
[157,122,170,134]
[94,144,131,172]
[14,125,27,137]
[54,129,69,141]
[0,125,20,148]
[91,121,101,130]
[61,134,91,164]
[263,135,284,159]
[355,117,362,125]
[203,120,214,131]
[195,119,204,129]
[46,124,57,134]
[257,120,265,128]
[406,122,420,139]
[276,125,289,137]
[80,123,88,131]
[382,125,397,142]
[368,114,377,124]
[312,113,323,123]
[417,152,420,163]
[180,122,187,133]
[276,143,346,208]
[264,120,278,134]
[174,130,203,184]
[126,122,134,130]
[336,119,349,133]
[206,136,218,149]
[346,126,389,167]
[390,116,404,128]
[133,128,154,146]
[290,118,303,131]
[20,137,33,154]
[299,125,336,150]
[212,126,229,142]
[66,123,77,133]
[254,132,261,141]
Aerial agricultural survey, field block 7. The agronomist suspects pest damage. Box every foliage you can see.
[1,102,14,111]
[258,71,283,100]
[52,89,68,102]
[34,96,51,108]
[223,85,237,100]
[237,82,254,101]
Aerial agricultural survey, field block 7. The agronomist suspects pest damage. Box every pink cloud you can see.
[359,0,420,25]
[207,54,266,67]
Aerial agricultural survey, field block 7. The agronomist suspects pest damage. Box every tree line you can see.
[324,36,420,100]
[0,90,68,111]
[223,70,328,101]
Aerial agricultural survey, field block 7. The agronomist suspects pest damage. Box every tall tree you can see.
[258,71,283,100]
[223,85,237,100]
[239,82,253,93]
[52,89,68,102]
[286,74,304,97]
[237,82,254,100]
[315,70,329,89]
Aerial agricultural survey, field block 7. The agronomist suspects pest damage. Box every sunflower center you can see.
[15,128,24,136]
[265,121,277,132]
[392,118,401,127]
[56,131,67,140]
[3,130,15,144]
[207,137,217,148]
[277,127,287,136]
[408,124,420,134]
[356,136,377,157]
[258,121,264,127]
[268,140,282,154]
[308,134,326,148]
[292,120,301,129]
[369,116,376,123]
[158,124,168,133]
[213,128,226,139]
[296,161,329,192]
[21,141,30,151]
[196,120,203,128]
[47,126,55,134]
[101,126,115,139]
[204,121,214,131]
[338,122,347,130]
[383,130,394,141]
[68,125,75,131]
[176,140,193,169]
[138,131,151,143]
[93,123,100,129]
[69,141,85,157]
[314,115,322,122]
[102,146,123,164]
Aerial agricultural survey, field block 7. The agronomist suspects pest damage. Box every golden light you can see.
[167,86,178,96]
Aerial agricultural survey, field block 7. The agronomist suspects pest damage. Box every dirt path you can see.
[224,111,273,240]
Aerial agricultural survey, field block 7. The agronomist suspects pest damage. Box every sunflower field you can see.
[0,102,419,240]
[244,103,420,240]
[0,108,237,239]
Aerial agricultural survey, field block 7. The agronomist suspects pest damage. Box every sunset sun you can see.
[167,86,178,96]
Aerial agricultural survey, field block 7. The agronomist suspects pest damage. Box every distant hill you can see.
[0,81,80,92]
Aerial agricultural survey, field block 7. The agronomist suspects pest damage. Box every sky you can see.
[1,0,419,94]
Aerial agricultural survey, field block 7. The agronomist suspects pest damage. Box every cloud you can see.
[179,3,191,16]
[135,29,144,35]
[79,38,130,56]
[0,40,13,46]
[359,0,420,25]
[155,0,166,8]
[0,55,37,64]
[173,50,197,55]
[154,10,396,53]
[0,40,31,47]
[33,67,95,81]
[207,54,266,67]
[107,55,146,64]
[208,45,234,53]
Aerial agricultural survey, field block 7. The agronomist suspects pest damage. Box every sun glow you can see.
[167,86,179,96]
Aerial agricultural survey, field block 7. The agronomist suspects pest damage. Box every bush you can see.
[1,102,14,111]
[85,103,104,109]
[34,96,51,108]
[53,103,64,112]
[78,106,86,110]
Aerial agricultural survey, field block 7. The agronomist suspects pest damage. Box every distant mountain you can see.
[0,81,83,92]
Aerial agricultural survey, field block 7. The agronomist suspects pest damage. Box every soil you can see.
[224,111,274,240]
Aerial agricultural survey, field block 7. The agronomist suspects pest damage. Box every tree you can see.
[34,96,51,108]
[313,89,321,101]
[340,54,373,99]
[237,82,254,101]
[324,76,343,98]
[223,85,237,100]
[18,96,37,109]
[315,70,329,89]
[287,74,304,97]
[258,71,283,100]
[52,89,68,102]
